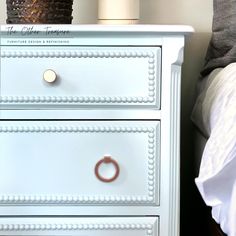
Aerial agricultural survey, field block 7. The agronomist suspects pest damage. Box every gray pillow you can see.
[201,0,236,76]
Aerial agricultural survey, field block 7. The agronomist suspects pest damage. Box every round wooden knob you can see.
[43,69,57,83]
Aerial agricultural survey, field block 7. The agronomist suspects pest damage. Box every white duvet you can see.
[192,63,236,236]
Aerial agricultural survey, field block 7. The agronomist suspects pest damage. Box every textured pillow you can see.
[201,0,236,76]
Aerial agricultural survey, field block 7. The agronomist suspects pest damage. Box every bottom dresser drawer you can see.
[0,217,158,236]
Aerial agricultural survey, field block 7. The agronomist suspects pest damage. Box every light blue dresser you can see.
[0,24,192,236]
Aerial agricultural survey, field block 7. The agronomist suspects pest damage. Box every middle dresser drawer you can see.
[0,121,159,207]
[0,46,161,109]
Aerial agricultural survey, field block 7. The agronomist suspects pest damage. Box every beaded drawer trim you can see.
[0,125,158,205]
[0,49,158,105]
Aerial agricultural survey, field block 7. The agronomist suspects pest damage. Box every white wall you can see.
[0,0,213,235]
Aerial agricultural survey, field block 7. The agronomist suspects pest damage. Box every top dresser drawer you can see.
[0,46,161,109]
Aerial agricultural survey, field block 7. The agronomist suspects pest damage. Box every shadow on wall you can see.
[180,32,212,236]
[73,0,98,24]
[0,3,6,23]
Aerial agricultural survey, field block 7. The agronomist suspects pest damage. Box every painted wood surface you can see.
[0,24,192,236]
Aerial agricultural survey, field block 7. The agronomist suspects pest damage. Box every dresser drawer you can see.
[0,121,159,207]
[0,46,161,109]
[0,217,158,236]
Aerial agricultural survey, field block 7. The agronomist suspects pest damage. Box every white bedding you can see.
[191,63,236,236]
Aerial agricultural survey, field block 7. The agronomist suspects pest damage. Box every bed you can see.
[192,66,236,236]
[191,1,236,236]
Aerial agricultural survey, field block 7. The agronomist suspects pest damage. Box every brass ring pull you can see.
[95,156,120,183]
[43,69,57,83]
